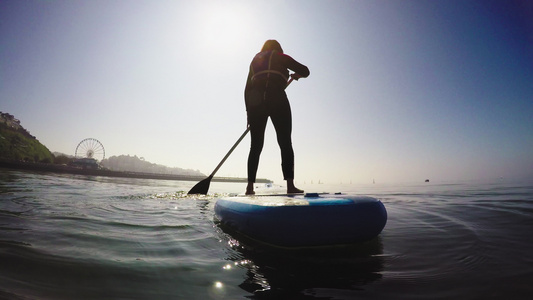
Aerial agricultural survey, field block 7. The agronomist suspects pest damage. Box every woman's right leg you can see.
[270,96,303,194]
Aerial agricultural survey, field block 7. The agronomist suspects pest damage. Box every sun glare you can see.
[196,4,251,51]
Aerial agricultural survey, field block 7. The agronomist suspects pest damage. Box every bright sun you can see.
[196,4,252,51]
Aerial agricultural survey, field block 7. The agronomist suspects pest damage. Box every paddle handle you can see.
[209,127,250,177]
[286,77,293,88]
[286,73,299,88]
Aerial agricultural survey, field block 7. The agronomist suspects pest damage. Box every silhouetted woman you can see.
[244,40,310,195]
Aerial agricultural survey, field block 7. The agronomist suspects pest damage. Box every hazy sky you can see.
[1,0,532,184]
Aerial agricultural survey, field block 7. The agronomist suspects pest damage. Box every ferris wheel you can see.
[75,138,105,162]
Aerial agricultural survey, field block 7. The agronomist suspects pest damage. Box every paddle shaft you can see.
[208,127,250,178]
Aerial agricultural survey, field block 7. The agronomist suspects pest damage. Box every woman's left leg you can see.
[246,107,269,195]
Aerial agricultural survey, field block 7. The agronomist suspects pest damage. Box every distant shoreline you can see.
[0,159,272,184]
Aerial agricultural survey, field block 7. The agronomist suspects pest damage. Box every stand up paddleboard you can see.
[214,193,387,248]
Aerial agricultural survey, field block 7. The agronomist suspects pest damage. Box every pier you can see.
[0,159,272,184]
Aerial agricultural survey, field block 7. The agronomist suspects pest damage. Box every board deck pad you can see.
[224,193,358,207]
[237,192,335,197]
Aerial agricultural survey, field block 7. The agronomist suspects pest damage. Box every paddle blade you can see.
[187,176,213,195]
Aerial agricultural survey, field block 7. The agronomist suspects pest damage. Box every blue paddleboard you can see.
[214,193,387,248]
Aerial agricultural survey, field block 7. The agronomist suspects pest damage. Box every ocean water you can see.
[0,169,532,299]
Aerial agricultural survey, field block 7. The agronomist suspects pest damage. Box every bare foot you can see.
[286,179,303,194]
[287,187,304,194]
[245,182,255,195]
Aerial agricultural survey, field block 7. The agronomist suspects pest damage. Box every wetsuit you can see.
[244,50,310,182]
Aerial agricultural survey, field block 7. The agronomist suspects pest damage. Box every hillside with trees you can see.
[0,112,54,163]
[100,155,204,176]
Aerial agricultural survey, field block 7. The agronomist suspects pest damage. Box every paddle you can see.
[187,127,250,195]
[187,75,296,195]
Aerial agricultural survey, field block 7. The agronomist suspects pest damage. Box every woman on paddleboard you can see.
[244,40,310,195]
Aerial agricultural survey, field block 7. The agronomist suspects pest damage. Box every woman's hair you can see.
[261,40,283,53]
